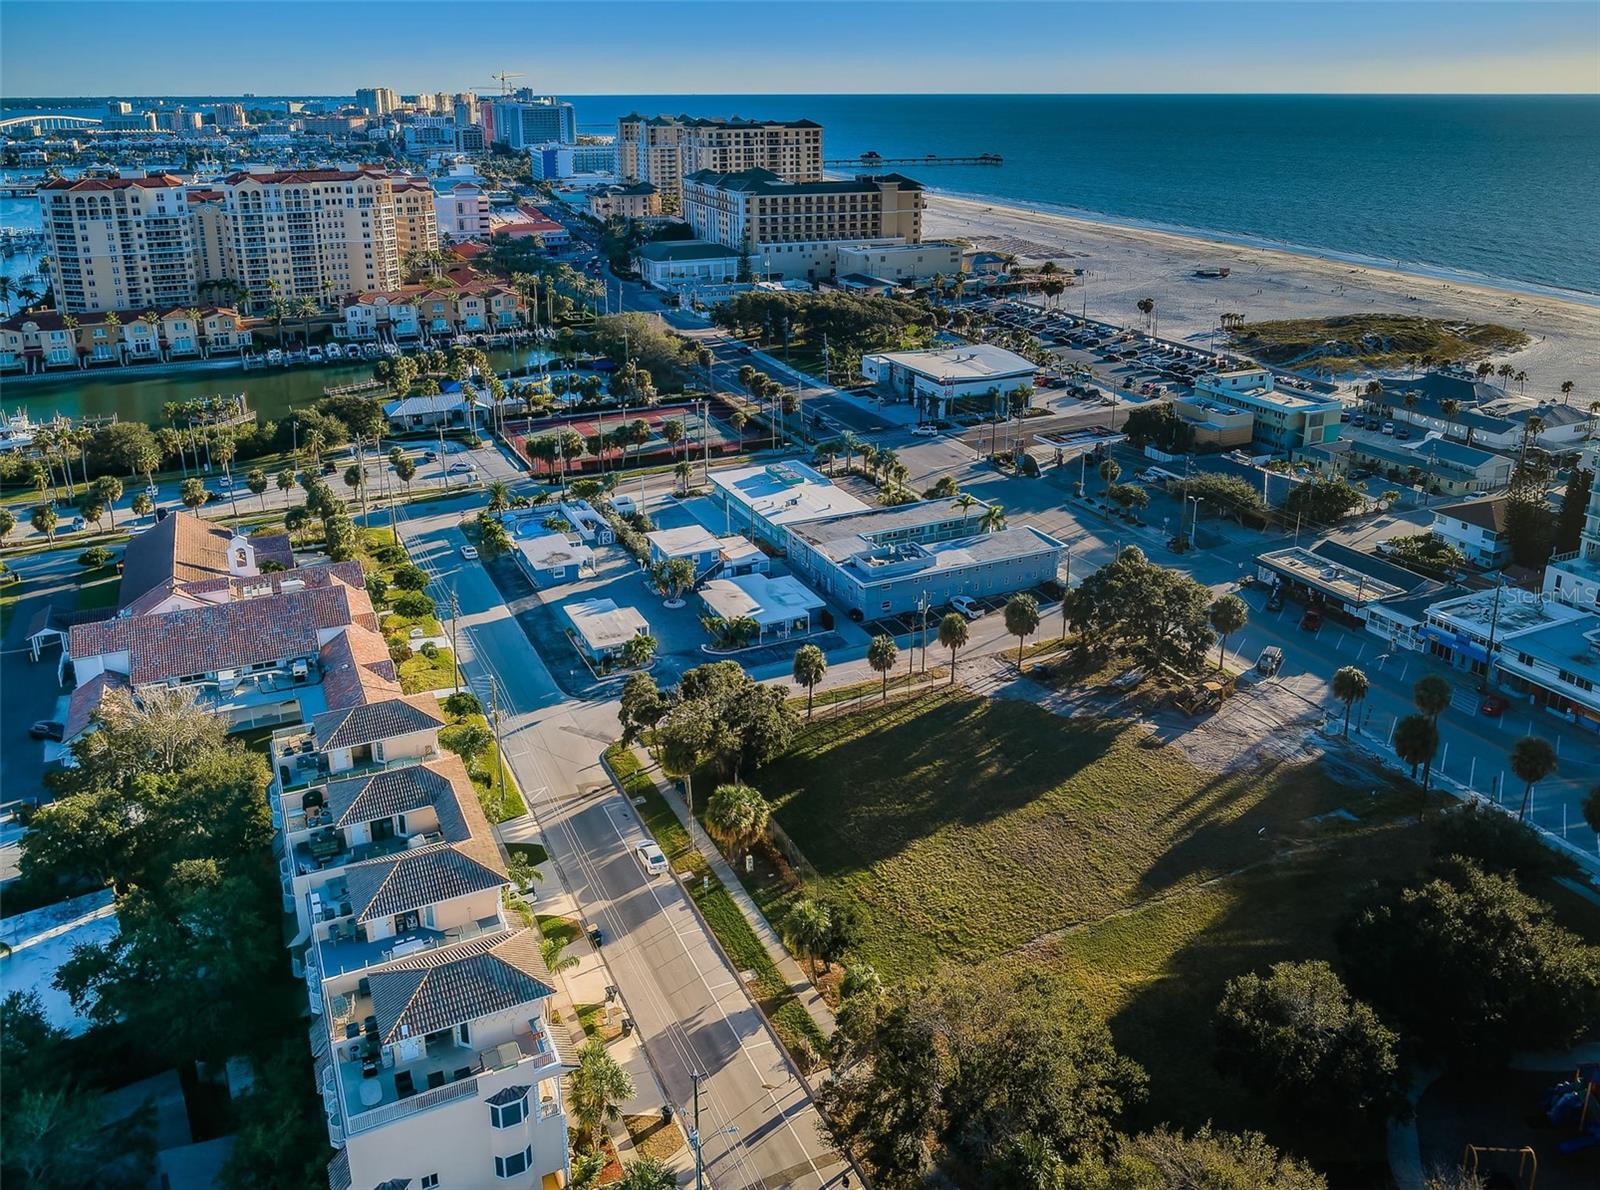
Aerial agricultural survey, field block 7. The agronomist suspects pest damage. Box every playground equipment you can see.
[1461,1144,1536,1189]
[1173,674,1236,716]
[1543,1062,1600,1155]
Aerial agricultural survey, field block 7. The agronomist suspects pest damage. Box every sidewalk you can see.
[633,750,839,1043]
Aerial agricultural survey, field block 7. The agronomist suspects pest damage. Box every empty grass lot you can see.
[749,689,1437,1161]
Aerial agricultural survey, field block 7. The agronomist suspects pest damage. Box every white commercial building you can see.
[785,498,1066,619]
[861,343,1038,418]
[699,574,824,643]
[832,241,962,285]
[435,181,491,239]
[634,240,740,291]
[562,598,650,662]
[708,460,869,550]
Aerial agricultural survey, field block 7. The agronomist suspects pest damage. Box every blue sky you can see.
[2,1,1596,96]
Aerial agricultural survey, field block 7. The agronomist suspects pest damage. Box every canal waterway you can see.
[3,346,558,425]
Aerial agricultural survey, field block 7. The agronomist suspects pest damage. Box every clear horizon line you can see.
[4,90,1600,101]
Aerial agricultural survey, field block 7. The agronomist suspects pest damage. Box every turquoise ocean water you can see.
[571,94,1600,298]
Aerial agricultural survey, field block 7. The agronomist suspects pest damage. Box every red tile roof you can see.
[64,670,128,740]
[221,168,384,185]
[118,512,293,609]
[71,578,371,685]
[39,174,185,191]
[319,624,402,712]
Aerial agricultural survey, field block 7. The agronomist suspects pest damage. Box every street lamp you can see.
[1187,496,1204,549]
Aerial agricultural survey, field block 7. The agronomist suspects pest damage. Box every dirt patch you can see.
[624,1114,687,1163]
[969,651,1330,776]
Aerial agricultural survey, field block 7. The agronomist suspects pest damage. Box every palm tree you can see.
[1514,370,1528,395]
[293,296,320,348]
[569,1038,634,1152]
[1559,379,1576,406]
[780,898,832,979]
[980,503,1007,532]
[1208,594,1247,670]
[1004,592,1041,670]
[1136,296,1155,332]
[1099,458,1120,495]
[792,644,827,717]
[866,634,898,701]
[30,504,57,542]
[1509,735,1557,823]
[938,612,969,687]
[246,468,269,510]
[704,783,771,864]
[276,467,298,500]
[486,480,512,513]
[1394,713,1440,806]
[673,460,692,495]
[1332,665,1369,737]
[130,492,154,520]
[539,933,581,977]
[1413,674,1451,723]
[1496,363,1515,391]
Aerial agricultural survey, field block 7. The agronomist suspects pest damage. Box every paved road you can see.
[0,548,78,802]
[394,497,845,1190]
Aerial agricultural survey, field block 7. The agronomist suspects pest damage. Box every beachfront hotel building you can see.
[1191,367,1344,453]
[617,114,823,209]
[682,168,926,282]
[39,168,433,313]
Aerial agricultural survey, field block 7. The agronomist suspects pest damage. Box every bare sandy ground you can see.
[924,193,1600,391]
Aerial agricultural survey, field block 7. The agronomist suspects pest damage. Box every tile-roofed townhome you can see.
[314,927,572,1187]
[63,543,378,737]
[269,703,575,1185]
[117,510,294,611]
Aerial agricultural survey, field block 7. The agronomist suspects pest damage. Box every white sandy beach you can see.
[923,192,1600,392]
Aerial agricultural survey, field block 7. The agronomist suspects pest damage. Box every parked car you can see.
[460,545,479,560]
[1266,588,1285,612]
[1300,608,1323,631]
[634,841,667,877]
[449,461,476,473]
[1256,646,1284,676]
[1480,693,1510,717]
[29,720,65,742]
[950,594,982,620]
[910,424,940,437]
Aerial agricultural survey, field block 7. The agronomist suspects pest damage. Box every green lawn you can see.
[397,646,456,694]
[75,564,121,612]
[753,690,1402,979]
[442,711,527,823]
[743,689,1456,1164]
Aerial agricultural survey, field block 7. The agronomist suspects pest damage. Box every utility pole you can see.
[448,584,462,694]
[1060,545,1073,639]
[691,1072,706,1190]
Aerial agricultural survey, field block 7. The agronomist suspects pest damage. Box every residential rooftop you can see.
[862,343,1036,382]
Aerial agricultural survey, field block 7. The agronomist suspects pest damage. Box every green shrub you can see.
[419,641,440,660]
[78,546,112,569]
[391,589,436,618]
[444,692,482,718]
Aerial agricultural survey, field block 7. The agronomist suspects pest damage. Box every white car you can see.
[449,461,476,473]
[910,424,940,437]
[634,840,667,877]
[950,595,982,621]
[460,545,479,560]
[1140,467,1165,483]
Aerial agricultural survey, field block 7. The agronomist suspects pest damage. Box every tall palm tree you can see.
[792,644,827,717]
[1208,594,1247,670]
[1509,735,1557,823]
[1332,665,1369,737]
[705,784,770,865]
[780,899,832,980]
[1099,458,1121,496]
[569,1039,634,1152]
[867,634,898,701]
[1496,363,1515,391]
[980,503,1007,532]
[1559,379,1576,406]
[1005,593,1041,670]
[938,612,969,687]
[1394,713,1440,808]
[293,296,320,348]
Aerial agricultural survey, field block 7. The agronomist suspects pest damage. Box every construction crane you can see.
[479,71,526,97]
